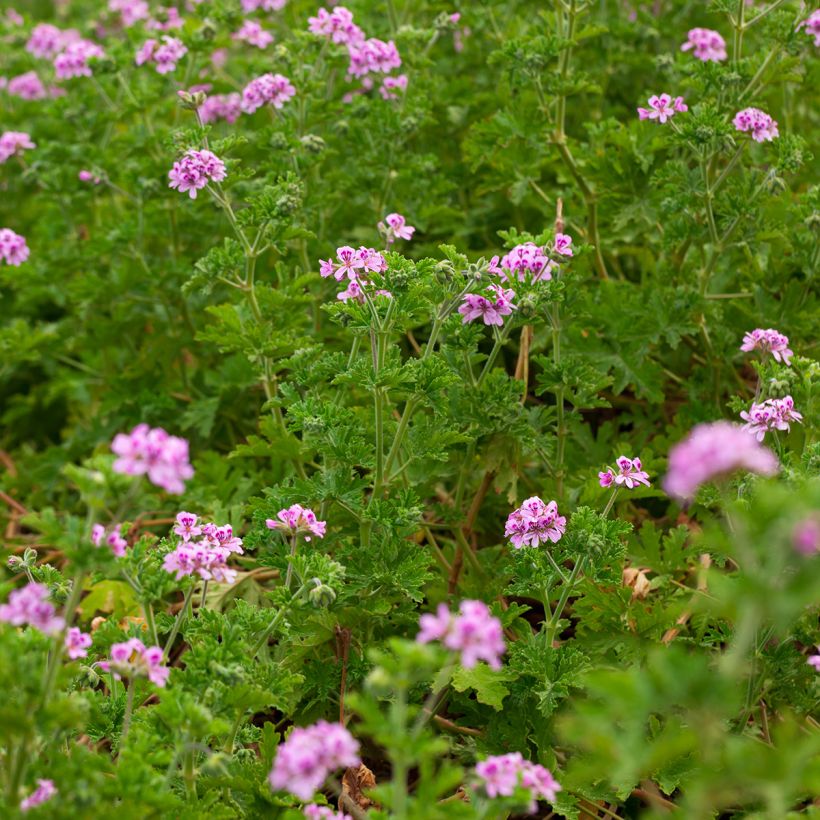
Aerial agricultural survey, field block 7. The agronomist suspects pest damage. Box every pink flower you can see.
[100,638,170,687]
[109,0,150,27]
[111,423,195,493]
[233,20,273,48]
[733,107,779,142]
[241,73,296,113]
[242,0,286,10]
[168,149,227,199]
[26,24,80,59]
[91,523,128,557]
[416,599,506,669]
[308,7,364,46]
[553,232,573,257]
[793,516,820,556]
[475,753,561,810]
[598,456,651,489]
[64,627,92,659]
[78,169,102,184]
[266,504,326,541]
[147,6,184,30]
[637,94,688,123]
[54,39,105,80]
[379,74,407,100]
[0,228,29,266]
[380,212,415,242]
[347,38,401,78]
[135,36,188,74]
[0,131,36,164]
[303,806,352,820]
[681,28,727,61]
[662,421,779,502]
[797,10,820,47]
[174,511,202,541]
[740,395,803,441]
[20,780,57,813]
[740,328,793,365]
[0,583,65,635]
[6,72,48,100]
[505,497,566,548]
[458,284,517,326]
[163,517,243,583]
[198,93,242,124]
[496,242,554,283]
[269,720,360,801]
[319,246,388,301]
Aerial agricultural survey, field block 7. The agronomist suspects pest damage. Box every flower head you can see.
[637,93,688,123]
[808,647,820,672]
[65,627,93,659]
[494,242,554,283]
[168,149,226,199]
[233,20,274,48]
[797,10,820,47]
[793,516,820,556]
[379,212,415,243]
[0,583,65,635]
[198,93,242,124]
[174,511,202,541]
[109,0,150,27]
[681,28,727,61]
[241,73,295,113]
[308,6,363,45]
[0,228,30,266]
[135,36,188,74]
[599,456,651,489]
[303,806,352,820]
[733,107,779,142]
[458,284,516,327]
[91,523,128,557]
[99,638,170,687]
[1,131,37,164]
[20,780,57,813]
[7,72,49,100]
[54,39,105,80]
[111,423,194,493]
[553,232,573,257]
[242,0,286,10]
[505,497,566,548]
[740,328,793,365]
[26,24,80,59]
[474,753,561,811]
[379,74,408,100]
[163,516,243,583]
[740,396,803,441]
[266,504,326,541]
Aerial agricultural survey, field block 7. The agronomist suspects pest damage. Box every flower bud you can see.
[6,555,24,571]
[299,134,326,154]
[308,578,336,608]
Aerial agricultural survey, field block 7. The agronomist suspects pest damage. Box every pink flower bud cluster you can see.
[20,780,57,813]
[5,72,49,100]
[504,496,566,548]
[109,0,150,27]
[662,421,779,502]
[163,512,244,583]
[0,131,36,163]
[740,396,803,442]
[26,23,80,59]
[475,752,561,811]
[0,228,30,266]
[111,423,195,493]
[91,523,128,557]
[680,28,727,61]
[198,93,242,124]
[304,805,352,820]
[637,94,688,123]
[458,284,517,326]
[599,456,651,489]
[268,720,360,801]
[379,212,415,243]
[416,599,506,669]
[242,0,286,11]
[319,245,390,302]
[54,39,105,80]
[798,10,820,47]
[740,328,793,365]
[168,149,227,199]
[64,626,93,659]
[135,36,188,74]
[0,582,65,635]
[99,638,170,687]
[733,107,779,142]
[233,20,273,48]
[241,73,296,113]
[266,504,327,541]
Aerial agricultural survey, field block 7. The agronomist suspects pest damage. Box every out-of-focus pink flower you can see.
[599,456,651,489]
[266,504,326,541]
[637,93,687,123]
[135,36,188,73]
[233,20,273,48]
[0,228,29,266]
[6,71,48,100]
[20,780,57,813]
[26,23,80,58]
[303,805,352,820]
[0,583,65,635]
[79,169,102,184]
[64,627,92,659]
[109,0,150,27]
[308,6,364,46]
[242,0,286,10]
[505,497,566,548]
[147,6,184,30]
[681,28,727,61]
[793,516,820,556]
[241,73,296,113]
[198,93,242,124]
[733,107,779,142]
[54,39,105,80]
[111,423,195,493]
[797,10,820,47]
[807,646,820,671]
[91,523,128,557]
[99,638,170,687]
[0,132,36,164]
[379,73,407,100]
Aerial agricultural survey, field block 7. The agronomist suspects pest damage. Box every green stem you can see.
[120,678,136,746]
[743,0,790,30]
[701,160,720,247]
[478,323,512,384]
[390,689,409,820]
[250,582,309,657]
[545,555,586,646]
[223,710,246,754]
[163,585,196,660]
[733,0,745,64]
[143,602,159,646]
[712,143,746,194]
[551,303,566,498]
[284,532,299,589]
[602,488,619,518]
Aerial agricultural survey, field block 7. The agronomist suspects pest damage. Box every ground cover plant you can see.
[1,0,819,817]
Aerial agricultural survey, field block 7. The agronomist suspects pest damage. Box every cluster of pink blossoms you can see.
[135,37,188,74]
[91,523,128,557]
[4,72,49,100]
[269,720,360,801]
[266,504,327,541]
[20,780,57,813]
[663,421,779,502]
[303,805,351,820]
[147,6,184,31]
[168,149,227,199]
[242,0,286,11]
[111,423,194,494]
[740,396,803,442]
[79,169,102,184]
[638,94,688,123]
[378,212,415,244]
[474,753,561,811]
[109,0,150,27]
[797,10,820,47]
[54,39,105,80]
[233,21,273,48]
[794,516,820,556]
[0,582,64,635]
[319,245,390,302]
[163,513,244,583]
[459,284,517,326]
[740,328,793,365]
[26,23,80,59]
[733,107,779,142]
[492,241,554,283]
[417,599,506,669]
[65,626,92,659]
[100,638,170,687]
[680,27,727,61]
[505,497,566,548]
[0,228,30,266]
[241,73,296,114]
[599,456,651,489]
[0,131,36,164]
[198,93,242,124]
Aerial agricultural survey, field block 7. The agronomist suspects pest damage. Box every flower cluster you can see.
[163,513,244,584]
[794,517,820,556]
[504,497,566,548]
[379,212,415,243]
[168,149,227,199]
[242,0,286,11]
[474,753,561,811]
[0,131,36,163]
[91,523,128,557]
[553,232,573,256]
[54,39,105,80]
[269,720,360,801]
[199,93,242,124]
[798,10,820,47]
[740,328,793,365]
[492,241,554,283]
[266,504,327,541]
[0,228,30,266]
[233,21,273,48]
[20,780,57,813]
[26,24,80,59]
[733,107,779,142]
[599,456,651,489]
[458,284,517,326]
[65,627,92,659]
[135,37,188,74]
[680,27,727,61]
[662,421,779,502]
[740,396,803,441]
[147,6,184,31]
[0,583,65,635]
[379,74,408,100]
[109,0,150,27]
[304,806,352,820]
[111,423,195,493]
[5,71,49,100]
[416,599,506,669]
[241,73,296,113]
[319,245,389,302]
[637,94,688,123]
[100,638,170,687]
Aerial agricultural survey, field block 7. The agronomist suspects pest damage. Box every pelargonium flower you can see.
[662,421,779,502]
[6,72,48,100]
[808,647,820,672]
[269,720,360,801]
[163,517,243,583]
[64,627,92,659]
[111,423,195,493]
[233,21,273,48]
[266,504,326,541]
[637,94,688,123]
[54,39,105,80]
[733,107,779,142]
[416,599,506,669]
[241,73,296,113]
[793,516,820,556]
[379,212,415,243]
[319,246,388,302]
[379,74,408,100]
[174,511,202,541]
[109,0,150,27]
[553,232,573,257]
[475,752,561,811]
[198,93,242,124]
[740,328,793,365]
[303,805,352,820]
[504,497,566,548]
[458,284,516,327]
[0,583,65,635]
[348,38,401,78]
[0,228,30,266]
[91,523,128,557]
[308,6,364,46]
[99,638,170,687]
[0,131,36,164]
[78,170,102,184]
[797,10,820,47]
[740,395,803,441]
[20,780,57,813]
[242,0,287,10]
[26,23,80,59]
[135,36,188,74]
[680,28,727,61]
[491,242,554,283]
[147,6,184,30]
[168,149,227,199]
[599,456,651,489]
